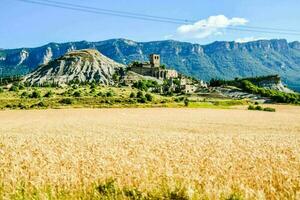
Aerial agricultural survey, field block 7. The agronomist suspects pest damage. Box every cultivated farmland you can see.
[0,106,300,199]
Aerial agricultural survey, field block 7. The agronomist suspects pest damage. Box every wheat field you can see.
[0,106,300,199]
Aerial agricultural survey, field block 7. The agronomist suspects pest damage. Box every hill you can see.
[1,39,300,91]
[24,49,125,85]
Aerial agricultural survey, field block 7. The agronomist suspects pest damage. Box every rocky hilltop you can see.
[1,39,300,91]
[24,49,124,85]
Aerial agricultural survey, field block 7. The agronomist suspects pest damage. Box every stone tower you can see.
[149,54,160,68]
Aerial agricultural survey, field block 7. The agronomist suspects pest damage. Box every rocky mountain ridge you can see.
[1,38,300,91]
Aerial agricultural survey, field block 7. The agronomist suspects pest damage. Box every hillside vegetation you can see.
[209,75,300,104]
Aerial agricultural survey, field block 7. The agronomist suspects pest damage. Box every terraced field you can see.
[0,106,300,199]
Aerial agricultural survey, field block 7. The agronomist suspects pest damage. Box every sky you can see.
[1,0,300,49]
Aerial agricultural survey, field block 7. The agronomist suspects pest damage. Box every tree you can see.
[145,93,153,101]
[30,90,41,98]
[129,92,136,98]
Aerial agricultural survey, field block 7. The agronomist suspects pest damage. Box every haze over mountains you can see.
[1,38,300,91]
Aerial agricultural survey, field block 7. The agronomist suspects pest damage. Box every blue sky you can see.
[1,0,300,49]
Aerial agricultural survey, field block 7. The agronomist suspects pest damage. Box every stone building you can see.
[130,54,178,80]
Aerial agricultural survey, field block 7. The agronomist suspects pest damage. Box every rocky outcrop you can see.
[24,49,125,85]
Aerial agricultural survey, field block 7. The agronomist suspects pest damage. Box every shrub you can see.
[255,105,263,111]
[136,91,144,98]
[73,91,81,97]
[9,85,19,92]
[184,98,189,107]
[90,83,96,89]
[145,93,153,102]
[263,107,276,112]
[138,97,147,103]
[18,84,25,90]
[0,87,4,93]
[248,105,276,112]
[90,88,96,94]
[248,105,255,110]
[129,92,136,98]
[59,98,73,105]
[44,90,53,98]
[36,101,47,108]
[18,103,26,109]
[97,91,104,97]
[106,91,114,97]
[133,80,158,91]
[21,91,29,98]
[97,179,118,196]
[30,90,41,98]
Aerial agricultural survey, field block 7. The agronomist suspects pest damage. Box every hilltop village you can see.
[124,54,207,94]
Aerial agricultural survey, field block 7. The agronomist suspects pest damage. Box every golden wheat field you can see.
[0,106,300,199]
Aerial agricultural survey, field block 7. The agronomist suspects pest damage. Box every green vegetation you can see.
[184,98,189,107]
[248,105,276,112]
[209,75,300,104]
[0,80,249,110]
[240,80,300,104]
[3,178,244,200]
[30,90,41,98]
[132,80,159,92]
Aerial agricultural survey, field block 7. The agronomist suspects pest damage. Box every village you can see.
[124,54,207,94]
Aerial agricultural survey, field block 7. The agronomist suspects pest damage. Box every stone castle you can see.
[130,54,178,79]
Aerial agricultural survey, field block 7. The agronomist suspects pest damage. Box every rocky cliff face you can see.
[1,38,300,91]
[24,49,125,85]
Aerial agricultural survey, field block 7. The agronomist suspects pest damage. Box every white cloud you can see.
[176,15,248,39]
[235,37,266,43]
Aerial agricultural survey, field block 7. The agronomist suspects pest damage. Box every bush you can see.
[97,91,104,97]
[44,90,53,98]
[90,83,96,89]
[0,87,4,93]
[30,90,41,98]
[73,91,81,97]
[255,105,263,111]
[36,101,47,108]
[21,91,29,98]
[138,97,147,103]
[133,80,158,91]
[248,105,255,110]
[106,91,114,97]
[129,92,136,98]
[184,98,189,107]
[18,84,25,90]
[18,103,27,109]
[90,88,96,94]
[248,105,276,112]
[145,93,153,102]
[59,98,73,105]
[97,179,118,196]
[263,107,276,112]
[9,85,19,92]
[136,91,144,98]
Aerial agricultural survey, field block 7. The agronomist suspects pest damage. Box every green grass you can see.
[3,178,243,200]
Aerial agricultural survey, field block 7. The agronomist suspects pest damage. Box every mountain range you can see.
[1,38,300,91]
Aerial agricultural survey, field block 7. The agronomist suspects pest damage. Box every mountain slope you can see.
[1,39,300,91]
[24,49,124,85]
